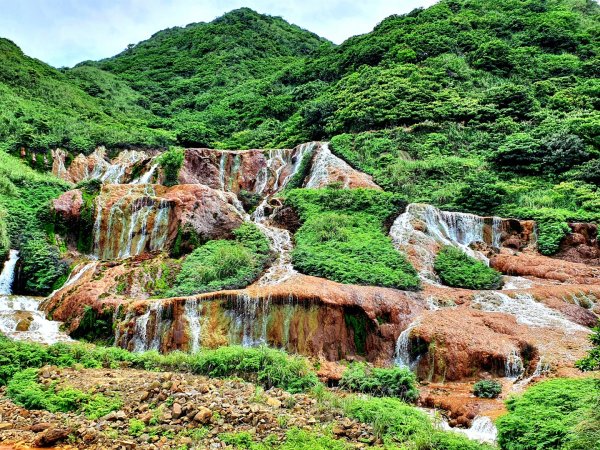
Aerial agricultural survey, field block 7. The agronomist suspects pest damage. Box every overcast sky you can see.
[0,0,438,67]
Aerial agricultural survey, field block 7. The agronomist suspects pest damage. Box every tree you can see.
[491,133,543,174]
[541,131,590,174]
[454,171,507,215]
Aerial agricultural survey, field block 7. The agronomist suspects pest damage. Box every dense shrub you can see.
[473,380,502,399]
[285,188,419,290]
[434,247,503,290]
[496,378,597,450]
[576,322,600,371]
[344,397,491,449]
[168,223,270,296]
[18,235,69,294]
[157,147,184,187]
[339,363,418,401]
[453,172,507,216]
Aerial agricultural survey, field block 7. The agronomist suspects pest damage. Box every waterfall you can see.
[227,293,270,347]
[132,163,159,184]
[249,144,318,285]
[305,142,349,188]
[395,320,420,369]
[219,153,227,191]
[99,150,148,184]
[0,250,19,295]
[458,417,498,443]
[505,349,525,379]
[94,186,171,260]
[184,299,201,353]
[471,292,587,332]
[130,302,166,352]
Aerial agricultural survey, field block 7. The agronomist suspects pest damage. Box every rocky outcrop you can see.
[89,183,244,260]
[555,223,600,265]
[491,251,600,285]
[178,142,380,196]
[52,146,155,184]
[52,189,83,223]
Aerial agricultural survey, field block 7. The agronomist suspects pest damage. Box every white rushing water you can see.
[305,142,350,188]
[426,409,498,444]
[394,319,420,369]
[185,299,202,353]
[0,250,71,344]
[0,249,19,295]
[471,291,587,332]
[390,204,505,283]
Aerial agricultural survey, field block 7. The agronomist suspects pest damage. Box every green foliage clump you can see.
[18,236,69,294]
[339,363,418,401]
[576,322,600,372]
[0,151,70,294]
[473,380,502,399]
[285,188,419,290]
[157,147,184,186]
[71,306,114,344]
[434,246,503,290]
[7,368,121,419]
[168,223,270,296]
[496,378,598,450]
[344,397,490,449]
[220,428,351,450]
[0,334,317,394]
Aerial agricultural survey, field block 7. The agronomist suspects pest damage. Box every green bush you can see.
[157,147,184,187]
[576,322,600,371]
[0,334,317,394]
[496,378,597,450]
[344,397,490,449]
[168,223,270,296]
[6,368,121,418]
[285,188,419,290]
[434,246,503,290]
[473,380,502,399]
[339,363,419,401]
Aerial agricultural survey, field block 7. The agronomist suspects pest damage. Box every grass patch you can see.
[7,368,121,419]
[434,246,503,290]
[167,223,270,296]
[496,378,597,450]
[285,188,419,290]
[339,363,418,402]
[0,335,317,394]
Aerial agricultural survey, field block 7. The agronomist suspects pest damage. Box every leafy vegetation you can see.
[6,368,121,419]
[285,188,419,289]
[0,151,70,294]
[0,334,317,393]
[157,147,184,186]
[339,363,419,401]
[473,380,503,399]
[576,322,600,371]
[496,378,598,450]
[344,397,491,449]
[434,246,503,290]
[167,223,270,296]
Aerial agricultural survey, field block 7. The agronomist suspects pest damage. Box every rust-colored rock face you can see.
[555,223,600,265]
[491,251,600,285]
[91,184,244,260]
[52,189,83,223]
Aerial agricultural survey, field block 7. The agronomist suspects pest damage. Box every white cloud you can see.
[0,0,438,67]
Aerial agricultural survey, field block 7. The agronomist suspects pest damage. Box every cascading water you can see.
[226,293,271,347]
[130,302,167,352]
[391,204,515,285]
[0,249,19,295]
[505,348,525,379]
[395,319,420,369]
[185,299,202,353]
[133,163,159,184]
[250,143,317,285]
[471,292,587,332]
[305,142,349,188]
[428,410,498,444]
[94,185,171,260]
[0,250,71,344]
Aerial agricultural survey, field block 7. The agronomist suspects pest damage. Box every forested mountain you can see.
[1,1,600,449]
